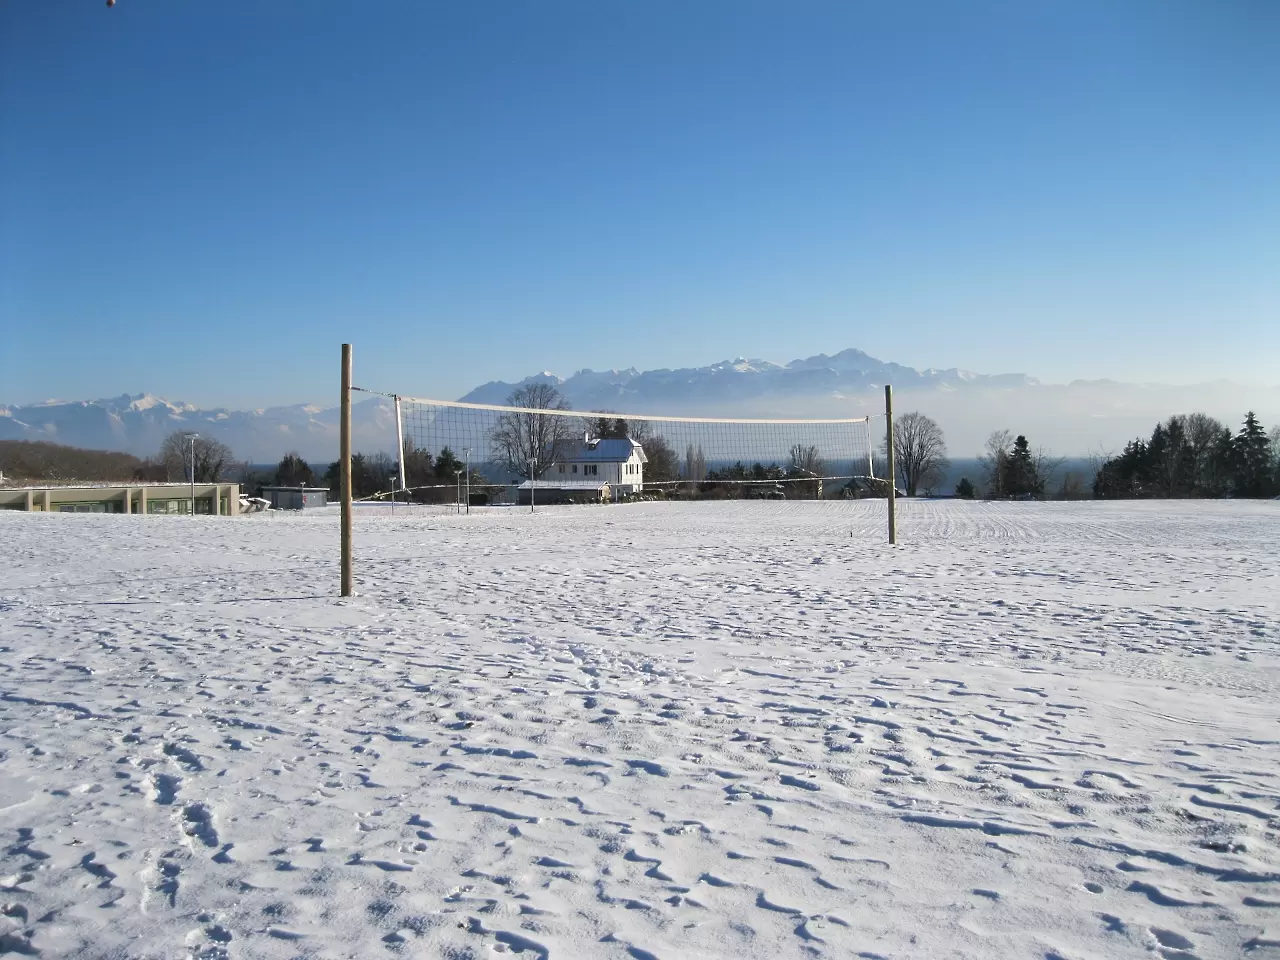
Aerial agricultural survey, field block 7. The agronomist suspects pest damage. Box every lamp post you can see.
[530,456,537,513]
[463,448,472,515]
[455,470,463,515]
[185,433,199,515]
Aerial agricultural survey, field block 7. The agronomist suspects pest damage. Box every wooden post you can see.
[340,344,354,596]
[885,384,896,545]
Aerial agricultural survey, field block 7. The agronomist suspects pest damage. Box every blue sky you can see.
[2,1,1277,408]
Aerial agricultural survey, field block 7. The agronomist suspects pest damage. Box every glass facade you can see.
[0,488,230,515]
[146,499,213,515]
[58,501,124,514]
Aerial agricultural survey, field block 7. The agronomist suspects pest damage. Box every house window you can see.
[558,464,565,474]
[572,464,577,473]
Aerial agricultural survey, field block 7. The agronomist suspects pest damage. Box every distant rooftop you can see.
[555,437,648,464]
[0,481,230,492]
[517,479,610,490]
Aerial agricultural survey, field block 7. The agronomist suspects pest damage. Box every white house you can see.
[547,436,647,496]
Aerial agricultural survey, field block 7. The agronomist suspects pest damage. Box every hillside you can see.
[0,439,145,485]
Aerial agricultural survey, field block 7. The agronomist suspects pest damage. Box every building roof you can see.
[517,479,611,490]
[555,437,648,464]
[261,486,328,493]
[0,481,233,492]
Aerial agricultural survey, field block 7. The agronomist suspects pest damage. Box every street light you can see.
[455,469,463,515]
[184,433,199,515]
[529,456,537,513]
[463,448,472,515]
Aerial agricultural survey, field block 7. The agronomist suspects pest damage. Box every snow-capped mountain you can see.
[0,392,398,464]
[460,348,1036,409]
[3,348,1029,461]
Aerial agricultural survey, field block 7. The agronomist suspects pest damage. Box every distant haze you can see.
[2,348,1276,464]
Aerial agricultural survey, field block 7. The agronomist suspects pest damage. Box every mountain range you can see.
[2,348,1275,463]
[459,348,1036,408]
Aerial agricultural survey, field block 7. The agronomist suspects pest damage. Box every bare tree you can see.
[920,461,946,496]
[979,429,1013,498]
[884,412,948,497]
[1055,470,1088,500]
[490,383,574,479]
[1184,412,1228,495]
[788,443,826,498]
[1033,446,1066,493]
[642,435,680,484]
[683,444,707,483]
[158,431,234,482]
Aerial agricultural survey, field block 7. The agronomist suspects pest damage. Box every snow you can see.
[128,395,172,414]
[2,499,1278,959]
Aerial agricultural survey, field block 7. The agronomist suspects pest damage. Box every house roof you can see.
[517,479,611,490]
[555,437,649,464]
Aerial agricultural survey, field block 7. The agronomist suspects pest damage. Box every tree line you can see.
[0,440,145,484]
[1093,412,1278,499]
[0,433,237,485]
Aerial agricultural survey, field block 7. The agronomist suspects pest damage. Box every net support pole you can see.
[340,344,354,596]
[885,383,896,545]
[393,395,407,496]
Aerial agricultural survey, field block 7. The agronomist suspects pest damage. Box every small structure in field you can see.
[516,479,611,506]
[261,486,329,510]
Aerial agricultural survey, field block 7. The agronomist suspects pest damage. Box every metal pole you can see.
[885,384,896,545]
[530,457,536,513]
[340,344,354,596]
[186,433,199,516]
[456,471,461,514]
[393,395,407,493]
[464,449,471,515]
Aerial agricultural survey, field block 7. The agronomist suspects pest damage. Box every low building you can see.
[546,437,647,496]
[261,486,329,510]
[0,482,241,515]
[516,479,611,506]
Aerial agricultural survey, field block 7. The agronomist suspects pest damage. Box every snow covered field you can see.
[2,500,1278,960]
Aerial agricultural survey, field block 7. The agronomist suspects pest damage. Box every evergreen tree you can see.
[434,446,464,483]
[1148,418,1195,496]
[1233,413,1274,497]
[1005,435,1042,497]
[400,440,435,501]
[1093,439,1150,499]
[274,452,314,487]
[955,477,976,499]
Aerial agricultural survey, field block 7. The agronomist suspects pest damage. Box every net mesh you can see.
[387,395,878,506]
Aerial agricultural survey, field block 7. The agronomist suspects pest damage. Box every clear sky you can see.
[2,1,1277,408]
